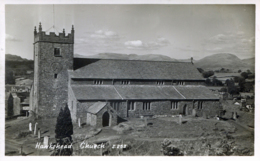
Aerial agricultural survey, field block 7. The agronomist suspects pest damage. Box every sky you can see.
[5,4,255,60]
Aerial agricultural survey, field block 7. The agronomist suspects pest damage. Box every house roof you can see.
[70,59,204,80]
[87,102,108,114]
[71,85,219,101]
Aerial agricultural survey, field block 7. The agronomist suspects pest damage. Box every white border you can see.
[0,1,259,161]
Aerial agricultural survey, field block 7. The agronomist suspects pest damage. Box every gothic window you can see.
[54,48,61,57]
[143,102,151,111]
[171,101,178,110]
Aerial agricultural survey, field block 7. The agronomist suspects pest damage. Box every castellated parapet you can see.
[34,22,74,44]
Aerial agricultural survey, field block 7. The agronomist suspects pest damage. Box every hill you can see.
[5,54,34,84]
[5,53,31,61]
[75,53,178,62]
[242,57,255,66]
[195,53,254,72]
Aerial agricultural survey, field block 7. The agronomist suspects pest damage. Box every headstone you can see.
[233,112,237,120]
[43,136,49,147]
[19,145,23,154]
[179,114,182,125]
[144,117,147,127]
[29,122,32,131]
[38,129,41,139]
[192,109,196,117]
[78,118,81,128]
[203,112,207,119]
[34,122,38,135]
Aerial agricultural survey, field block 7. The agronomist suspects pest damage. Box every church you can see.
[30,23,221,126]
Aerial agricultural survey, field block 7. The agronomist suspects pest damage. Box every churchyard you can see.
[5,99,254,156]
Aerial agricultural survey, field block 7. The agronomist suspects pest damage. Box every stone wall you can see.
[34,42,73,118]
[68,85,78,122]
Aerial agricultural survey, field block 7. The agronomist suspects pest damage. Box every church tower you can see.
[32,23,74,118]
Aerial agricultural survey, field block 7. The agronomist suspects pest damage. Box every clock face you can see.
[51,62,63,73]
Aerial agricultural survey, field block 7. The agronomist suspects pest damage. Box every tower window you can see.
[54,48,61,57]
[54,74,58,79]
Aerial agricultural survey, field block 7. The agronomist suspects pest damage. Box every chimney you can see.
[191,57,193,64]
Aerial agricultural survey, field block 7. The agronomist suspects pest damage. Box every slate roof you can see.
[71,85,122,100]
[70,59,204,80]
[174,86,219,99]
[71,85,219,101]
[87,102,108,114]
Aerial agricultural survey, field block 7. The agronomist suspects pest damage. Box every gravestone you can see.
[78,118,81,128]
[34,122,38,135]
[233,112,237,120]
[203,112,207,119]
[192,109,196,117]
[19,145,23,154]
[179,114,182,125]
[43,136,49,147]
[144,117,147,127]
[29,122,32,131]
[38,129,41,139]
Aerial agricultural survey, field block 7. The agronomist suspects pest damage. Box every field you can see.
[5,100,254,156]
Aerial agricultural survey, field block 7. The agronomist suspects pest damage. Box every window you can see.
[128,101,135,111]
[93,80,103,85]
[143,102,151,110]
[54,48,61,57]
[171,101,178,110]
[54,74,58,79]
[157,81,164,85]
[177,81,185,85]
[110,102,121,111]
[198,101,203,110]
[121,80,130,85]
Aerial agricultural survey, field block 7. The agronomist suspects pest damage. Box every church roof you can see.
[70,59,204,80]
[71,85,219,101]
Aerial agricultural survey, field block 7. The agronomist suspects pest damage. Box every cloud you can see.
[205,31,255,57]
[124,37,170,50]
[90,30,120,39]
[6,34,21,42]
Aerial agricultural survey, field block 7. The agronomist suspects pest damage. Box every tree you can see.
[197,68,204,73]
[202,71,214,78]
[220,87,227,92]
[205,78,211,85]
[238,70,241,73]
[241,72,248,79]
[55,104,73,143]
[54,104,73,156]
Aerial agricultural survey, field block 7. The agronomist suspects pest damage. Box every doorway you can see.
[102,112,110,127]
